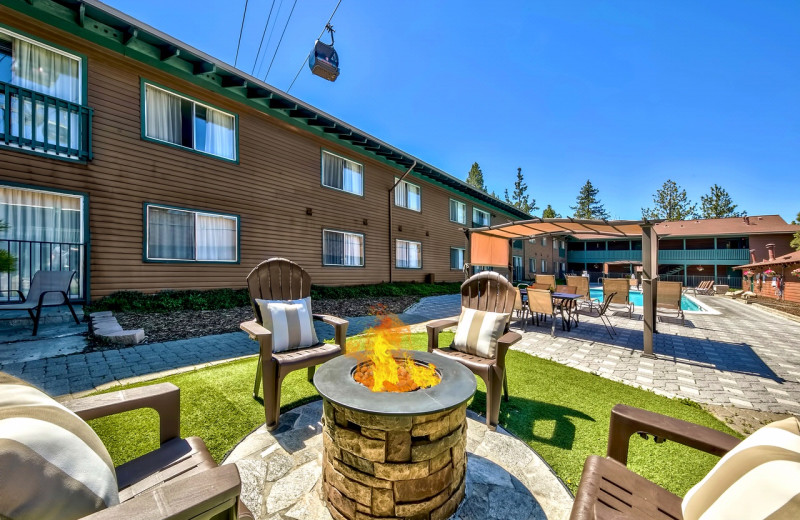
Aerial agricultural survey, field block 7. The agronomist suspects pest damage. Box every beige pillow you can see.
[0,372,119,520]
[451,307,509,358]
[682,416,800,520]
[256,296,319,353]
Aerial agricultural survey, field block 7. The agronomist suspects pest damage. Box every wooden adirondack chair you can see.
[240,258,348,430]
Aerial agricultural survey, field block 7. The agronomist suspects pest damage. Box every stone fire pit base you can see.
[223,401,573,520]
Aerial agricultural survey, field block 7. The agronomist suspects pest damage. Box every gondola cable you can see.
[233,0,249,67]
[264,0,299,81]
[250,0,278,75]
[287,0,343,92]
[254,0,285,79]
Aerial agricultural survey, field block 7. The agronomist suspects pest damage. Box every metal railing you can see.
[577,271,744,289]
[568,248,750,263]
[1,239,85,301]
[0,80,93,161]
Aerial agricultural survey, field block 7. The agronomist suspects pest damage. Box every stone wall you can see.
[321,398,467,520]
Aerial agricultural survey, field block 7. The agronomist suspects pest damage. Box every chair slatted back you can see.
[535,274,556,291]
[529,283,551,291]
[514,287,524,312]
[27,270,75,305]
[461,272,516,331]
[246,258,312,324]
[527,289,554,314]
[603,278,631,306]
[555,285,577,294]
[566,276,590,298]
[657,281,683,310]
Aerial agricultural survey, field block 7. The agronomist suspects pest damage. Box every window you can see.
[512,256,523,281]
[143,82,237,161]
[321,151,363,196]
[472,208,490,227]
[0,28,84,153]
[396,240,421,268]
[450,247,465,270]
[553,238,558,249]
[541,259,546,273]
[394,178,421,211]
[323,230,364,266]
[542,237,547,246]
[145,204,238,262]
[449,199,466,224]
[529,258,535,273]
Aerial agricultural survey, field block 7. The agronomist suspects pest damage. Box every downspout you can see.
[388,161,417,283]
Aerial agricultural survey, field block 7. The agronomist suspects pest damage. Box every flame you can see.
[350,306,440,392]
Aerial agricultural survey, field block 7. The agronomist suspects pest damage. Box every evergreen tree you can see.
[504,167,537,215]
[641,180,698,221]
[791,211,800,251]
[570,180,609,219]
[465,162,487,192]
[700,184,744,219]
[542,205,560,218]
[0,220,14,274]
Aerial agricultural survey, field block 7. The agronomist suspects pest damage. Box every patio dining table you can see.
[520,289,582,332]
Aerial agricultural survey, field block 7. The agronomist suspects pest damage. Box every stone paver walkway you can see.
[223,401,573,520]
[511,295,800,414]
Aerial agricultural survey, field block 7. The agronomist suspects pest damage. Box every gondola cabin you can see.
[308,39,339,81]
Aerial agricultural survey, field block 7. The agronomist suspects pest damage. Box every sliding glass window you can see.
[145,204,238,262]
[321,150,363,196]
[323,230,364,266]
[396,240,422,269]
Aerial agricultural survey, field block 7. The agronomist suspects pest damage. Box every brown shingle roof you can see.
[569,215,799,240]
[734,250,800,270]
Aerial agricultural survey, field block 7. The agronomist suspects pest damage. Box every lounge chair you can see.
[691,280,714,296]
[241,258,348,430]
[0,372,253,519]
[570,404,740,520]
[535,274,556,291]
[602,278,634,318]
[566,275,598,312]
[427,272,520,429]
[656,280,685,325]
[0,270,81,335]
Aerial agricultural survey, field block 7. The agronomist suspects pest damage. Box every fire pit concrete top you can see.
[313,350,477,416]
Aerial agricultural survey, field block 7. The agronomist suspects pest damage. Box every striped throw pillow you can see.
[0,372,119,520]
[256,296,319,353]
[451,307,509,359]
[682,416,800,520]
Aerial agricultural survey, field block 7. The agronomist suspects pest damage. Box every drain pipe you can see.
[388,161,417,283]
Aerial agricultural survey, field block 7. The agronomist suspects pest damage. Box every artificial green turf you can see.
[89,332,739,497]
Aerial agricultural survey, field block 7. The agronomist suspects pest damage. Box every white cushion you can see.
[682,417,800,520]
[255,297,319,353]
[451,307,509,358]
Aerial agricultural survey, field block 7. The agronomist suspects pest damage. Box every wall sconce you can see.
[363,219,368,226]
[305,208,313,216]
[398,225,403,232]
[425,231,430,236]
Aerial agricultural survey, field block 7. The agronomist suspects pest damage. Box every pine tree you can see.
[504,167,537,215]
[570,180,609,219]
[465,162,487,193]
[641,180,698,221]
[542,205,560,218]
[700,184,744,219]
[0,220,14,274]
[791,211,800,251]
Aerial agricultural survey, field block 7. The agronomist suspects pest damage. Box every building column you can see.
[641,223,658,358]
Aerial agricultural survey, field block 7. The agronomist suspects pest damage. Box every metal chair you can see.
[0,270,80,335]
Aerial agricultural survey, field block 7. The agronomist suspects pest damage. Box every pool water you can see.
[589,288,702,311]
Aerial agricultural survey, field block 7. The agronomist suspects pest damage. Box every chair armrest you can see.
[37,289,69,306]
[81,464,244,520]
[607,404,741,465]
[426,318,459,352]
[0,289,25,301]
[313,314,349,350]
[240,320,273,362]
[64,383,180,445]
[495,331,521,369]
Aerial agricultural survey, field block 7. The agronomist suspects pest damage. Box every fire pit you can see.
[314,350,476,520]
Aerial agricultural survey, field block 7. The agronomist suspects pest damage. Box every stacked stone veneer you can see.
[322,398,467,520]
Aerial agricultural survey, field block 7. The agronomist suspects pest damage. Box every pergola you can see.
[465,217,664,357]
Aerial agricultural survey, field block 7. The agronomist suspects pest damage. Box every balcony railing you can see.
[1,239,85,301]
[568,248,750,264]
[0,81,93,161]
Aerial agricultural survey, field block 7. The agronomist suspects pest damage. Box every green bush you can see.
[89,282,462,313]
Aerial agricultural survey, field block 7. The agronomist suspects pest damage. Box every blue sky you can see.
[107,0,799,222]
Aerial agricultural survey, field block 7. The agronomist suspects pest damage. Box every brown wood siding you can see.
[0,8,518,299]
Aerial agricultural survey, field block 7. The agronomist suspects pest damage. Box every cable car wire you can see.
[251,0,277,75]
[255,0,284,78]
[287,0,343,93]
[264,0,299,81]
[233,0,250,67]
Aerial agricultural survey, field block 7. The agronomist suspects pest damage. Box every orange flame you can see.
[350,307,440,392]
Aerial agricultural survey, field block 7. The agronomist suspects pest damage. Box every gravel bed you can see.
[751,298,800,318]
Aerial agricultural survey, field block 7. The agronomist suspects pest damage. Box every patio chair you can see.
[513,286,529,326]
[692,280,714,296]
[527,288,559,336]
[602,278,634,318]
[579,291,617,339]
[657,280,685,326]
[0,372,253,519]
[427,272,521,430]
[570,404,741,520]
[566,275,598,312]
[535,274,556,291]
[0,270,80,335]
[241,258,348,430]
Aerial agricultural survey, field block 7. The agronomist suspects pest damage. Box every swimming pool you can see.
[588,288,702,311]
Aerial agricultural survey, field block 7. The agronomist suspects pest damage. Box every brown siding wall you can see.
[0,9,517,299]
[749,234,796,262]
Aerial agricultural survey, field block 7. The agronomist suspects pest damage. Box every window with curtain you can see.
[0,29,82,152]
[322,230,364,266]
[450,248,464,270]
[321,151,363,195]
[529,258,535,273]
[541,259,546,273]
[146,204,238,262]
[396,240,421,269]
[144,83,237,161]
[449,200,466,224]
[472,208,490,227]
[394,178,421,211]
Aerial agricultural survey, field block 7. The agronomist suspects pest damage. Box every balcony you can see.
[568,248,750,264]
[0,81,93,161]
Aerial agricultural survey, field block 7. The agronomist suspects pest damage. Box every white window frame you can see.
[321,150,363,196]
[529,258,536,273]
[449,199,466,224]
[145,204,239,263]
[450,247,465,270]
[542,237,547,246]
[143,82,237,161]
[322,229,365,267]
[541,259,546,273]
[396,239,422,269]
[473,208,490,227]
[394,178,421,212]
